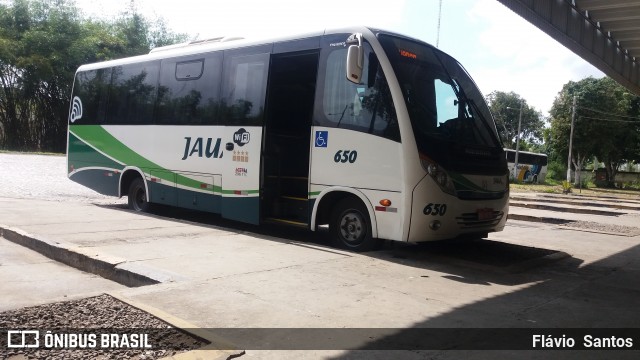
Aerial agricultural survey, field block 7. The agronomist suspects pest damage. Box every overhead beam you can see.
[578,0,640,10]
[612,31,640,42]
[496,0,640,96]
[589,8,640,22]
[603,19,640,32]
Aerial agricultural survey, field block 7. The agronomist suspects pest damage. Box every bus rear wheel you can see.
[330,198,380,252]
[128,177,149,212]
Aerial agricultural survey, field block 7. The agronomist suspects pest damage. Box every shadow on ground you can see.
[93,202,640,360]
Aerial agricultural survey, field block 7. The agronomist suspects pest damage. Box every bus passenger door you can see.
[261,50,319,226]
[220,50,270,225]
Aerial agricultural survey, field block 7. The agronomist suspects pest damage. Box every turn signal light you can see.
[379,199,392,207]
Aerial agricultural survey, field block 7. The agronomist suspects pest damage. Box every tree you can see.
[548,77,640,186]
[109,0,189,57]
[485,91,544,150]
[0,0,84,151]
[0,0,187,152]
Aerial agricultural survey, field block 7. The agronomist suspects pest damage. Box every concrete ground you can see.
[2,189,640,359]
[0,236,126,311]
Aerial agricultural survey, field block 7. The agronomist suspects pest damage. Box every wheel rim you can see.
[339,210,366,246]
[134,187,146,211]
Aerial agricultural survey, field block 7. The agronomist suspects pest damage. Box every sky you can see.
[73,0,605,116]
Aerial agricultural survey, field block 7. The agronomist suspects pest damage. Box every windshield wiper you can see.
[334,104,350,128]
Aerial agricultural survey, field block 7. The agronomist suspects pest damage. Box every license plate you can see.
[477,208,494,220]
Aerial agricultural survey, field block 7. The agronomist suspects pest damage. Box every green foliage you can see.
[622,181,640,190]
[548,77,640,188]
[0,0,187,152]
[544,178,561,186]
[561,180,572,194]
[546,160,566,181]
[485,90,545,148]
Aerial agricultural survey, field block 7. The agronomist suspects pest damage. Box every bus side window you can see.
[157,52,223,125]
[106,62,159,125]
[221,52,269,126]
[322,49,360,127]
[319,43,399,142]
[360,52,400,141]
[71,68,111,125]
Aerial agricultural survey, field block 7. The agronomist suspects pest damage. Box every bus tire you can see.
[330,198,379,252]
[128,177,149,212]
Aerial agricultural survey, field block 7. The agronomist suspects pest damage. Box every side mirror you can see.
[346,33,363,84]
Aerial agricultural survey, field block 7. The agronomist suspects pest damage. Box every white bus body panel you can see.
[408,175,509,242]
[309,126,405,241]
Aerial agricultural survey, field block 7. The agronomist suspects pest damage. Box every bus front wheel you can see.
[330,198,380,252]
[128,177,149,212]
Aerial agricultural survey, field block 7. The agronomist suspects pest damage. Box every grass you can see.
[0,150,64,156]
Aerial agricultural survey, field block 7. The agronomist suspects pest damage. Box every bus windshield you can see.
[379,35,503,171]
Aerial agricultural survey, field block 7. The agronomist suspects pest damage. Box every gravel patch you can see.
[559,220,640,236]
[0,294,207,359]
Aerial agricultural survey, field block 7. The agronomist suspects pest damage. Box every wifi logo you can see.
[70,96,83,123]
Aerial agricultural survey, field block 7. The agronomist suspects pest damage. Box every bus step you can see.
[270,196,308,223]
[264,217,308,228]
[267,175,308,181]
[280,195,307,201]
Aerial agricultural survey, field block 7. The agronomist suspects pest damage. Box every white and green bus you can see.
[67,26,509,251]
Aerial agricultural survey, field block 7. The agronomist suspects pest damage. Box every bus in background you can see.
[67,26,509,252]
[505,148,548,183]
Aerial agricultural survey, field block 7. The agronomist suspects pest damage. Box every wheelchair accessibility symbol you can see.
[315,131,328,148]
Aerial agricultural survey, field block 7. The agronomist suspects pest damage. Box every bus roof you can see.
[75,26,390,72]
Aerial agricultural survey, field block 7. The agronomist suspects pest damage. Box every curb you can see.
[108,293,245,360]
[0,225,159,287]
[507,213,573,225]
[509,202,623,216]
[510,195,640,211]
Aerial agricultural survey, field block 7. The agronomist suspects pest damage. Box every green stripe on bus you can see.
[68,131,125,171]
[449,172,493,193]
[70,125,256,195]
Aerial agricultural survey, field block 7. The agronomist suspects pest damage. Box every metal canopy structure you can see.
[497,0,640,96]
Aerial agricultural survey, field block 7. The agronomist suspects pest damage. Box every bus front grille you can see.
[455,211,504,229]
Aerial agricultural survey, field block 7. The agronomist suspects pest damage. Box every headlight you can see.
[420,155,456,196]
